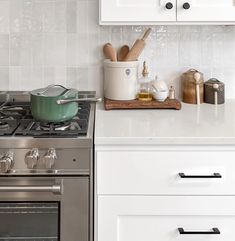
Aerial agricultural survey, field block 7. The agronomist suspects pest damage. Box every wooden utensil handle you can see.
[103,43,117,62]
[142,28,152,41]
[214,91,218,105]
[196,84,200,105]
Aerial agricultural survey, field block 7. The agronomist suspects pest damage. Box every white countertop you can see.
[95,99,235,145]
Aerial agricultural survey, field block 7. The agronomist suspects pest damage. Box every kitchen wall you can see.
[1,0,235,98]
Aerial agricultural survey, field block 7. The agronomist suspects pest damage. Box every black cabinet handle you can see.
[179,173,222,178]
[165,2,173,9]
[183,2,190,9]
[178,227,220,235]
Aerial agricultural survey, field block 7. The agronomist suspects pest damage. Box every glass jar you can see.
[137,62,152,101]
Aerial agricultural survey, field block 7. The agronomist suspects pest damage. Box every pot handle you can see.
[57,97,102,105]
[37,85,69,96]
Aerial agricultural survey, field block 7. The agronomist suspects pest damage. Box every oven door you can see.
[0,176,89,241]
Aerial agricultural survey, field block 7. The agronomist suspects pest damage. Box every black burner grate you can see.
[15,119,88,137]
[0,120,20,136]
[0,101,91,137]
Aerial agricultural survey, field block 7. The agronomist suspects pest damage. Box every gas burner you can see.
[36,121,81,132]
[37,122,71,131]
[0,115,15,121]
[15,119,87,137]
[0,121,9,130]
[70,122,81,131]
[0,105,31,121]
[1,106,24,111]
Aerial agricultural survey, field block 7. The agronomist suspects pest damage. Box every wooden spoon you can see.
[194,72,201,105]
[213,83,219,105]
[103,43,117,62]
[117,45,130,61]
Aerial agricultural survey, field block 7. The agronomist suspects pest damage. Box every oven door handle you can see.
[0,183,63,195]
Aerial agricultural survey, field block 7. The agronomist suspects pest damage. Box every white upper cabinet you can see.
[177,0,235,22]
[100,0,176,24]
[100,0,235,24]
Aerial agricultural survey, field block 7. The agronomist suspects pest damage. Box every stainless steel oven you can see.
[0,91,95,241]
[0,177,89,241]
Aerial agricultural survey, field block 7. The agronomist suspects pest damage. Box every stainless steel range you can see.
[0,91,96,241]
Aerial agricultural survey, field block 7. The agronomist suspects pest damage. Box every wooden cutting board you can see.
[104,98,181,110]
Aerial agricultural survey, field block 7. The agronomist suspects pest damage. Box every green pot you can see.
[31,85,78,123]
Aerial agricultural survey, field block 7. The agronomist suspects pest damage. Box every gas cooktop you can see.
[0,91,95,138]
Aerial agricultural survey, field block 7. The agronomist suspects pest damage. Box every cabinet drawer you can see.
[98,196,235,241]
[97,150,235,195]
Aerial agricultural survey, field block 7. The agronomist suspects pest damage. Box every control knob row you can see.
[25,148,57,169]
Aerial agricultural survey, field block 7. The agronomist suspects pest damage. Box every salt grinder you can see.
[169,86,175,100]
[204,78,225,105]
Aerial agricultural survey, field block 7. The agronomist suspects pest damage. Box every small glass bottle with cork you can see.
[137,61,152,101]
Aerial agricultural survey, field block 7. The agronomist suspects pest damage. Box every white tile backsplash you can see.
[0,1,9,33]
[0,0,235,98]
[0,34,9,66]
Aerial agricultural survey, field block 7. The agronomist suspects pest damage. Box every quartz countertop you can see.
[95,99,235,145]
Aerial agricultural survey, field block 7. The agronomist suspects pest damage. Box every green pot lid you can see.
[31,85,77,97]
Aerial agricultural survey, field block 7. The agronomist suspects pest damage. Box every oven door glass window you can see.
[0,202,59,241]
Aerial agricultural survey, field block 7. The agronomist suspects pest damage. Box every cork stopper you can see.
[142,61,149,77]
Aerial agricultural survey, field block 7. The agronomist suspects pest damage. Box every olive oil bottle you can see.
[137,61,152,101]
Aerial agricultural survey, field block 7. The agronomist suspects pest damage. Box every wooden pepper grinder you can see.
[181,69,204,104]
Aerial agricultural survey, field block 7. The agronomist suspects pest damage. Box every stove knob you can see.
[25,148,39,169]
[43,148,57,169]
[0,151,14,173]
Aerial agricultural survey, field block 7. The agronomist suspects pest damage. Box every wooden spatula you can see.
[103,43,117,62]
[124,28,152,61]
[117,45,129,61]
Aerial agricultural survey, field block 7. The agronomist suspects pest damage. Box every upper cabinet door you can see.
[100,0,176,25]
[177,0,235,22]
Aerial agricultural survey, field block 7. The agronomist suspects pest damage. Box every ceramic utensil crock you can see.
[104,60,139,100]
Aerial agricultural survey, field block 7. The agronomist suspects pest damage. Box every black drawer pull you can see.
[179,173,222,178]
[178,227,220,235]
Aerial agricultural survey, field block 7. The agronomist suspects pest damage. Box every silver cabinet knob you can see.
[25,148,39,169]
[42,148,57,169]
[0,151,14,173]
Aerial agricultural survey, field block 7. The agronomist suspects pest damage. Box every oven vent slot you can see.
[0,238,57,241]
[0,203,58,214]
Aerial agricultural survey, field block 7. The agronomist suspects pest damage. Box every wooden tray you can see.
[104,98,181,110]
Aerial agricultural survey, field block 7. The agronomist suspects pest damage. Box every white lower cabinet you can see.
[98,196,235,241]
[96,146,235,241]
[97,150,235,195]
